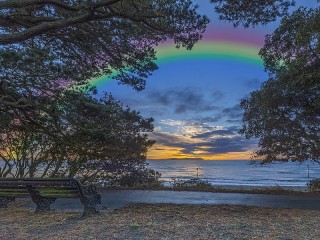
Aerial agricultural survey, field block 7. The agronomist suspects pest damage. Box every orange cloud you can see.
[148,143,253,160]
[147,144,190,160]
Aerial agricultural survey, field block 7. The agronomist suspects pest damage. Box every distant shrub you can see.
[171,178,213,190]
[307,178,320,191]
[110,169,161,187]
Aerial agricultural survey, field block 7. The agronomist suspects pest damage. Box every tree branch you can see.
[0,11,116,44]
[0,0,79,11]
[0,0,124,44]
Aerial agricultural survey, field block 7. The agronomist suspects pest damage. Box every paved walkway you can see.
[48,190,320,211]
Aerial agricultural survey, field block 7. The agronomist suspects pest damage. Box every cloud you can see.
[211,90,224,101]
[148,87,219,114]
[150,132,182,145]
[150,93,171,106]
[150,132,197,151]
[189,104,244,125]
[197,136,257,154]
[226,119,242,124]
[191,126,240,139]
[159,119,221,138]
[245,78,262,89]
[176,106,243,130]
[192,116,222,123]
[200,136,252,155]
[222,104,243,119]
[150,126,257,157]
[160,119,186,127]
[176,135,257,155]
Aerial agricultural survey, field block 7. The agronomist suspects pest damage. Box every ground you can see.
[1,199,320,239]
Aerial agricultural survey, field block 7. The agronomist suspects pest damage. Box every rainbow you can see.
[156,41,263,65]
[90,29,264,88]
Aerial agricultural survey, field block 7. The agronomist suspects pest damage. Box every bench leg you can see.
[78,185,101,217]
[0,196,15,208]
[26,186,56,212]
[32,196,56,212]
[82,206,99,217]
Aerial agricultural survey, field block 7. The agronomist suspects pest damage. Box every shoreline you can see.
[104,183,317,196]
[210,184,308,192]
[153,176,312,194]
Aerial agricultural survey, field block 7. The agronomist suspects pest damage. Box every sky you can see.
[92,1,317,160]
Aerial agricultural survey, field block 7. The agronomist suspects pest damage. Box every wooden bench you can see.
[0,178,101,216]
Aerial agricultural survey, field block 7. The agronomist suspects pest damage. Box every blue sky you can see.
[95,1,318,160]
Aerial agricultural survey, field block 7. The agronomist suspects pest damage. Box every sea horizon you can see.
[147,159,319,188]
[147,158,251,161]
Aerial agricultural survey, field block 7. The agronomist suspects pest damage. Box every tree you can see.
[209,1,319,163]
[0,0,209,142]
[210,0,296,27]
[0,0,209,182]
[57,91,156,182]
[0,90,157,182]
[0,0,208,94]
[237,7,320,162]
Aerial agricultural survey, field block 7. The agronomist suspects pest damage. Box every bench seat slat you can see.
[38,190,79,195]
[34,186,77,190]
[0,188,28,192]
[0,181,74,187]
[40,193,79,198]
[0,187,29,190]
[0,189,79,197]
[0,192,29,196]
[0,178,74,183]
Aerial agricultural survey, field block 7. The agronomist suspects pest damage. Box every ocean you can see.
[147,160,320,188]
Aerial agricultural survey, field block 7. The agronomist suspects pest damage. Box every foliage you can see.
[307,178,320,191]
[210,0,296,27]
[0,0,210,184]
[0,2,209,164]
[0,0,209,95]
[108,168,161,187]
[171,178,212,189]
[239,7,320,163]
[0,90,155,182]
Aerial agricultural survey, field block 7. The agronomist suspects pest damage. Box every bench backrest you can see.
[0,178,81,198]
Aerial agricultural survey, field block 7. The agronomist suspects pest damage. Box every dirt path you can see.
[48,189,320,211]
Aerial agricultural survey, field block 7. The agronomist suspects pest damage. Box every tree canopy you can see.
[0,0,208,92]
[0,90,156,183]
[210,0,296,27]
[0,1,210,145]
[209,1,319,163]
[238,6,320,162]
[0,1,210,176]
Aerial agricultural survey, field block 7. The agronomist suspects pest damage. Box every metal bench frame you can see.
[0,178,101,217]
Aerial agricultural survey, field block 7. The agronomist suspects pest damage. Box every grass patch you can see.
[2,200,320,239]
[130,223,141,229]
